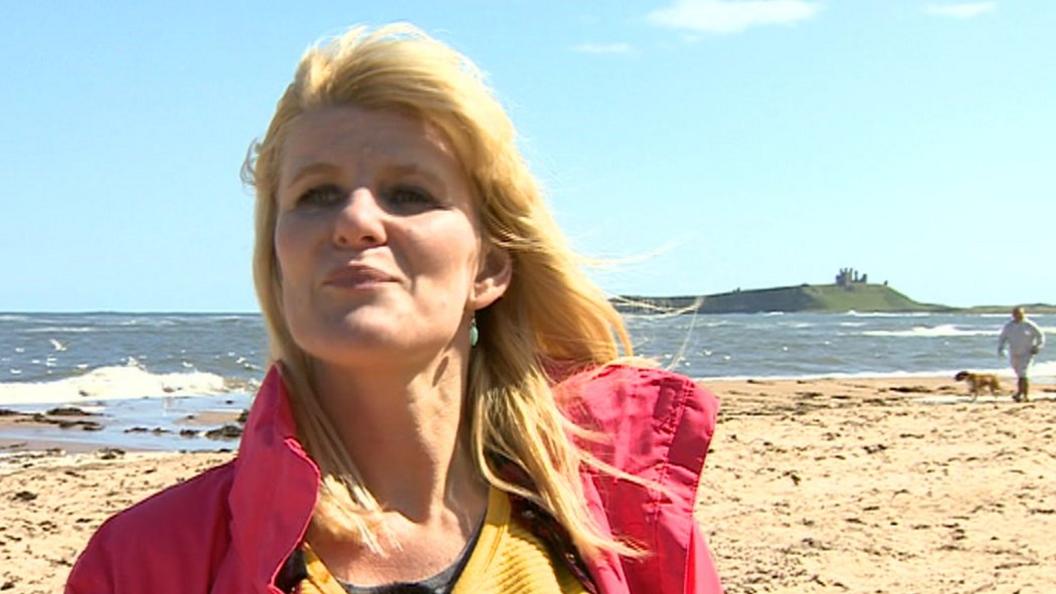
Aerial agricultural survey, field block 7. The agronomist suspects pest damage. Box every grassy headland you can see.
[615,283,1056,314]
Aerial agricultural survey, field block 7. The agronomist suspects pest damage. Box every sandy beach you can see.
[2,375,1053,593]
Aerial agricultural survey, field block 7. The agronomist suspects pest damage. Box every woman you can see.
[67,24,722,594]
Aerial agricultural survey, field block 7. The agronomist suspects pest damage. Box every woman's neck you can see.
[311,350,483,524]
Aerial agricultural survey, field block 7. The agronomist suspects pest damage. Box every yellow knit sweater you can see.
[300,487,588,593]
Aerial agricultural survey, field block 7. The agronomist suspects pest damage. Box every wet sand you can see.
[0,404,245,453]
[2,376,1054,593]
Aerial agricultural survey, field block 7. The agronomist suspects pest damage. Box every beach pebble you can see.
[12,491,37,502]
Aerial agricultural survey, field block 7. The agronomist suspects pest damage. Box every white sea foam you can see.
[0,364,232,405]
[839,322,867,327]
[128,319,177,327]
[24,326,96,333]
[845,311,932,318]
[699,359,1056,382]
[863,324,998,338]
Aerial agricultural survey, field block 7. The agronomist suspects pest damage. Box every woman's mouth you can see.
[323,264,397,289]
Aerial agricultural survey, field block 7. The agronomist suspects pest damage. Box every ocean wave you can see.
[863,324,998,338]
[1033,360,1056,377]
[839,322,867,327]
[0,315,29,322]
[115,319,178,327]
[845,311,933,318]
[699,360,1056,382]
[0,364,237,405]
[23,326,97,333]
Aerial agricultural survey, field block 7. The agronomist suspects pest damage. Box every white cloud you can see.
[572,42,634,54]
[647,0,822,34]
[924,2,996,19]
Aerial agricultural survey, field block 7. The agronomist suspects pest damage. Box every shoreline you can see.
[1,374,1054,592]
[1,373,1052,455]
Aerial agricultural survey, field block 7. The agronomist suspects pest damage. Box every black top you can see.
[337,519,482,594]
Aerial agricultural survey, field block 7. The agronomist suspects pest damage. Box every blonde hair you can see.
[245,23,639,559]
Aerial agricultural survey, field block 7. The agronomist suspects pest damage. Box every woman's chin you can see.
[301,328,444,368]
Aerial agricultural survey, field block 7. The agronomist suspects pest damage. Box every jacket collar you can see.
[228,365,321,589]
[221,364,667,593]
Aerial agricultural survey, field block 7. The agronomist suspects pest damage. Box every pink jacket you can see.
[67,364,722,593]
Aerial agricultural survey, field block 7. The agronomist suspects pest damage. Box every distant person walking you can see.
[997,307,1045,401]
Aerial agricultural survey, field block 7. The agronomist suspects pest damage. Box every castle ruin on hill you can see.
[836,267,868,287]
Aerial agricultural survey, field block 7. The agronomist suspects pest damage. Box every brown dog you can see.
[954,371,1001,400]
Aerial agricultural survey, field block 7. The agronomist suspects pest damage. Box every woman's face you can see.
[274,105,508,368]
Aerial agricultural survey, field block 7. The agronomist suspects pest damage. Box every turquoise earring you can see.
[469,316,479,347]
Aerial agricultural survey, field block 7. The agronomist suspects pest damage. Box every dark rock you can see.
[179,429,200,438]
[46,406,96,416]
[890,385,932,394]
[56,420,103,431]
[97,447,125,460]
[237,410,249,424]
[12,491,37,502]
[205,424,243,440]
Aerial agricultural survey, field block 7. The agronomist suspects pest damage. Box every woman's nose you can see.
[333,187,387,248]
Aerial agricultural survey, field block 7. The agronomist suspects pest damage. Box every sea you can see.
[1,311,1052,451]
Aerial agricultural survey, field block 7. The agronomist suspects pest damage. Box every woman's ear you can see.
[470,245,512,310]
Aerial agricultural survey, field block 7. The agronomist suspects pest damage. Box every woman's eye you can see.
[296,184,344,208]
[386,186,438,210]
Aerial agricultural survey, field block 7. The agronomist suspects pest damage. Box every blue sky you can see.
[2,1,1052,311]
